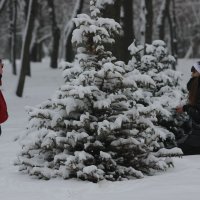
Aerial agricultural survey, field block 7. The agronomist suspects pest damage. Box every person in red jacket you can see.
[0,59,8,135]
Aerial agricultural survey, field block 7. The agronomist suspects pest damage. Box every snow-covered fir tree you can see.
[128,40,188,146]
[16,0,182,182]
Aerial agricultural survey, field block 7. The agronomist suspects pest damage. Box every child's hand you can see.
[176,106,183,113]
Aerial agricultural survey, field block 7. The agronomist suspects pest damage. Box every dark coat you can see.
[180,77,200,154]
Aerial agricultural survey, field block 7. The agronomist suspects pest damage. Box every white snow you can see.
[0,58,200,199]
[96,0,114,9]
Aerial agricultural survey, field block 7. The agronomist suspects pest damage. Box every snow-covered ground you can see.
[0,58,199,200]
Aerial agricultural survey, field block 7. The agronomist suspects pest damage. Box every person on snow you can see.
[0,59,8,135]
[176,61,200,155]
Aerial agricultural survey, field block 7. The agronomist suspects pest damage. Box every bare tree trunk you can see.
[171,0,178,61]
[157,0,168,40]
[9,0,17,75]
[23,0,31,76]
[23,0,29,18]
[30,2,42,62]
[8,0,13,61]
[165,0,178,69]
[166,5,176,69]
[65,0,84,62]
[166,1,172,48]
[30,19,43,62]
[16,0,37,97]
[192,36,200,58]
[140,0,146,45]
[47,0,60,68]
[102,0,121,59]
[65,29,74,62]
[51,27,60,68]
[102,0,121,22]
[122,0,134,63]
[145,0,153,44]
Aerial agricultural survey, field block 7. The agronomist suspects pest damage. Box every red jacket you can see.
[0,90,8,124]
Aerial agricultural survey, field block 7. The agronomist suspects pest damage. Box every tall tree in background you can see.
[145,0,153,44]
[122,0,134,63]
[23,0,31,76]
[23,0,29,18]
[8,0,13,64]
[102,0,121,22]
[140,0,153,45]
[157,0,169,40]
[102,0,121,60]
[16,0,37,97]
[100,0,135,63]
[157,0,177,69]
[47,0,60,68]
[9,0,17,75]
[64,0,84,62]
[30,2,43,63]
[140,0,146,45]
[181,1,200,58]
[166,1,174,53]
[171,0,178,62]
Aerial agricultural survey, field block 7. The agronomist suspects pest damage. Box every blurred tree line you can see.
[0,0,199,96]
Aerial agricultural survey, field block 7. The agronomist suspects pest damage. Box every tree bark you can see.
[157,0,168,40]
[30,19,43,62]
[102,0,121,22]
[8,0,17,75]
[166,5,175,69]
[102,0,121,60]
[51,27,60,68]
[166,1,172,48]
[145,0,153,44]
[8,0,13,61]
[23,0,31,76]
[16,0,37,97]
[192,35,200,58]
[30,3,40,62]
[171,0,178,61]
[140,0,146,45]
[121,0,134,63]
[47,0,60,68]
[166,0,178,69]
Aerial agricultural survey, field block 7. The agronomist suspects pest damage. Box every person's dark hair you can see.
[191,66,196,73]
[188,77,199,106]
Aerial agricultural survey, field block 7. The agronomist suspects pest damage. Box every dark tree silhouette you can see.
[122,0,134,63]
[47,0,60,68]
[9,0,17,75]
[145,0,153,44]
[16,0,37,97]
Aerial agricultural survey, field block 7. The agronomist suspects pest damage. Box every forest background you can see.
[0,0,199,97]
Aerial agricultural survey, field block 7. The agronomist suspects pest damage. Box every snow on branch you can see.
[96,0,115,9]
[64,0,83,40]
